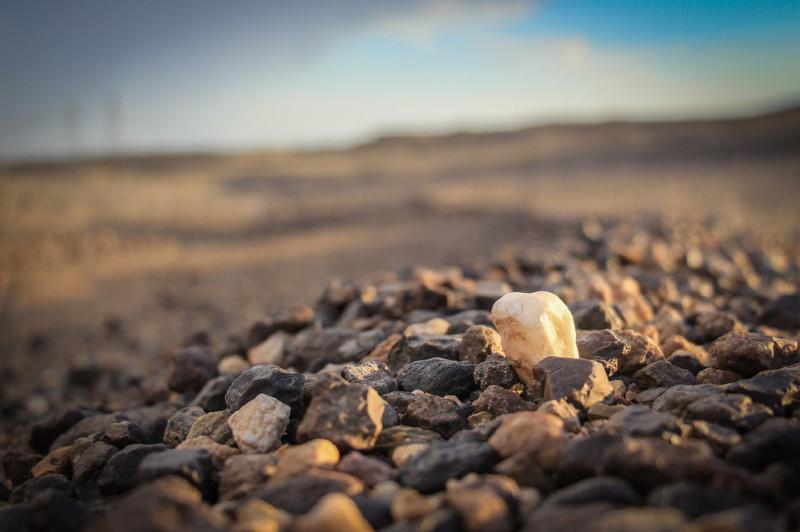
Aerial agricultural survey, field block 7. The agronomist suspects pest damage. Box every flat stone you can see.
[684,393,772,431]
[398,440,497,493]
[708,331,799,377]
[228,394,291,453]
[166,345,217,393]
[724,367,800,413]
[492,291,579,386]
[634,360,697,388]
[457,325,504,363]
[224,364,305,412]
[341,360,398,395]
[474,354,520,390]
[398,357,476,398]
[576,329,664,376]
[97,443,169,495]
[652,384,723,414]
[50,413,127,451]
[72,441,117,485]
[297,381,384,451]
[387,334,461,374]
[534,356,613,408]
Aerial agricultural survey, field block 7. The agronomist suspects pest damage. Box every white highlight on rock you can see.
[491,291,579,386]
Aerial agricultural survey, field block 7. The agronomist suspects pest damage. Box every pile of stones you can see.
[1,218,799,532]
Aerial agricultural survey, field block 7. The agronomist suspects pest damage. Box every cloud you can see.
[370,0,538,45]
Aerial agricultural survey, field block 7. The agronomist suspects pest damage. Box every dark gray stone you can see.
[190,375,234,412]
[224,364,305,412]
[398,440,497,493]
[398,357,476,398]
[341,360,398,395]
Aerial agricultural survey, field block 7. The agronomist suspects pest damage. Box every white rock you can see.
[491,291,578,386]
[228,394,290,453]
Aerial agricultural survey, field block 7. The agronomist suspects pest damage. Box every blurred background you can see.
[1,0,800,405]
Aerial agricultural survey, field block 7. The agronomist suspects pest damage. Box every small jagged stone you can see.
[634,360,697,388]
[457,325,503,363]
[137,449,214,497]
[667,350,706,374]
[163,406,205,447]
[399,440,496,493]
[218,355,249,376]
[605,405,679,437]
[97,443,169,495]
[708,331,799,377]
[166,345,217,393]
[337,452,394,487]
[219,453,275,501]
[224,364,305,412]
[190,375,235,412]
[375,426,442,453]
[341,360,398,395]
[31,446,72,478]
[473,385,535,417]
[177,436,239,468]
[298,381,384,450]
[758,294,800,330]
[690,420,742,453]
[488,411,566,463]
[228,394,291,453]
[50,413,127,451]
[339,330,388,363]
[270,439,340,482]
[537,399,581,432]
[586,402,626,421]
[445,310,493,333]
[535,356,613,408]
[576,329,663,376]
[29,408,98,454]
[248,331,290,366]
[123,402,181,444]
[72,441,117,485]
[285,328,357,372]
[401,392,468,437]
[474,354,520,390]
[491,291,579,386]
[9,474,71,504]
[724,367,800,413]
[652,384,723,414]
[187,410,235,445]
[387,334,461,374]
[101,421,145,447]
[398,357,476,398]
[247,305,315,347]
[295,492,374,532]
[684,393,772,431]
[571,300,625,330]
[85,476,223,532]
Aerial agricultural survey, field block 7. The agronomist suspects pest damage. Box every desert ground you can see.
[1,107,799,414]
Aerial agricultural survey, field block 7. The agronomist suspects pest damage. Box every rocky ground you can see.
[1,218,799,532]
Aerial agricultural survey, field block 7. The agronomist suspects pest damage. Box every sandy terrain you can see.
[1,108,799,412]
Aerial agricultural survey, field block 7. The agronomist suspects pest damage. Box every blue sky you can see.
[1,0,799,160]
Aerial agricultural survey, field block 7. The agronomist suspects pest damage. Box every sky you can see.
[1,0,799,161]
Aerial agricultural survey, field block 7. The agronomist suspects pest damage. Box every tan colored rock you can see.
[458,325,504,363]
[391,487,444,521]
[219,355,250,377]
[270,439,340,482]
[404,318,450,336]
[32,446,72,478]
[391,443,430,467]
[248,331,290,366]
[488,411,566,463]
[232,499,291,532]
[295,493,373,532]
[537,398,581,432]
[708,331,799,376]
[491,291,579,386]
[228,394,290,453]
[177,436,240,468]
